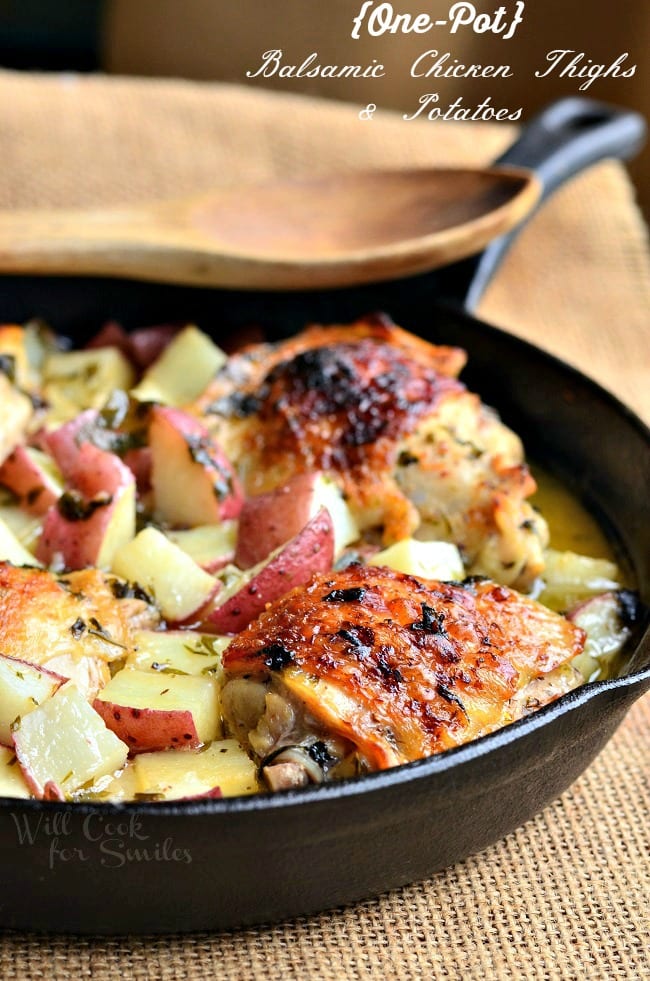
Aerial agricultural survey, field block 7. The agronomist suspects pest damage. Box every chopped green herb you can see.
[70,617,86,640]
[57,490,113,522]
[87,617,128,650]
[183,635,224,658]
[150,662,189,676]
[0,353,16,383]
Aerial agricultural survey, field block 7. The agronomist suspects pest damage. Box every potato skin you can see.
[36,443,135,570]
[93,699,199,753]
[150,406,243,526]
[235,472,323,570]
[207,507,335,634]
[0,446,59,516]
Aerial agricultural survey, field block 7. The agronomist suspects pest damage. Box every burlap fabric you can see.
[0,69,648,979]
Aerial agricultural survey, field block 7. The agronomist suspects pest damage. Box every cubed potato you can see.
[131,325,226,406]
[368,538,465,581]
[206,507,335,634]
[568,590,636,681]
[77,760,140,803]
[93,668,221,752]
[0,745,31,799]
[235,472,359,569]
[0,446,63,516]
[13,684,129,800]
[0,516,42,566]
[539,549,622,612]
[42,347,135,423]
[0,503,42,553]
[166,521,237,571]
[0,374,33,467]
[43,409,99,473]
[127,629,228,679]
[111,526,220,622]
[0,653,65,745]
[149,406,243,527]
[37,444,136,570]
[134,740,259,800]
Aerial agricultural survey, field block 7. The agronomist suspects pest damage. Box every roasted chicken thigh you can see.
[194,317,548,589]
[222,565,585,789]
[0,562,159,698]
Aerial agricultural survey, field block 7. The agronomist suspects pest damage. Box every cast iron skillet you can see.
[0,99,648,935]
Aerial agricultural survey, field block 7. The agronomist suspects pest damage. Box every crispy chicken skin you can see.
[222,565,585,776]
[0,563,159,694]
[193,317,547,589]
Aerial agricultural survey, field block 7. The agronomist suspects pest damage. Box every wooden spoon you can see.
[0,167,540,290]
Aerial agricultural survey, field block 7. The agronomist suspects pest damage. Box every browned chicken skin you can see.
[222,565,585,784]
[193,317,548,589]
[0,562,159,697]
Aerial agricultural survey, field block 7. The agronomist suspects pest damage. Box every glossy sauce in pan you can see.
[531,467,637,681]
[531,467,615,560]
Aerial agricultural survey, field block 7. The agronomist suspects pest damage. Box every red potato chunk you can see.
[110,526,220,623]
[150,406,243,527]
[122,446,152,491]
[133,740,258,799]
[235,473,319,569]
[93,669,220,753]
[84,321,132,358]
[94,700,201,753]
[0,446,62,516]
[44,409,100,473]
[37,443,135,570]
[13,684,128,799]
[0,653,66,745]
[128,325,180,369]
[84,322,179,371]
[235,472,359,569]
[205,507,335,634]
[166,522,237,573]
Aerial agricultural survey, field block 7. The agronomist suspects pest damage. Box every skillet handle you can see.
[440,97,647,311]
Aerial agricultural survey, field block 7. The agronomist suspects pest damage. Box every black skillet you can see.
[0,98,648,935]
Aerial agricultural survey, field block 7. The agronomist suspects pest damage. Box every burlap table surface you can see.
[0,69,648,980]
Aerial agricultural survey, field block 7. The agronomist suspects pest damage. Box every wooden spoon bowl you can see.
[0,166,540,290]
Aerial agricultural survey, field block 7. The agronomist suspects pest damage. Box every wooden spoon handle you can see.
[0,205,204,283]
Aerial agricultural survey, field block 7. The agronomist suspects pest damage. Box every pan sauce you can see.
[531,467,615,562]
